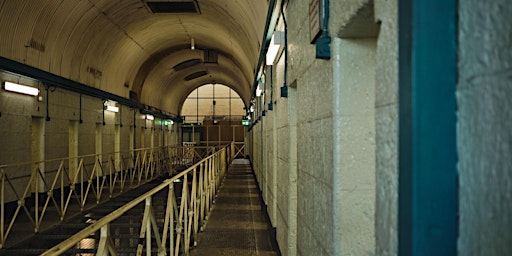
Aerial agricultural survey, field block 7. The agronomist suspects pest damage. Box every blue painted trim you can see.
[315,0,331,59]
[251,0,278,98]
[398,0,458,255]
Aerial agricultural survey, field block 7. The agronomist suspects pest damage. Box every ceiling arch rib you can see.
[142,51,251,114]
[0,0,267,116]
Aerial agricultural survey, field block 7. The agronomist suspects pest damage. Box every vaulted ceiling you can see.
[0,0,268,115]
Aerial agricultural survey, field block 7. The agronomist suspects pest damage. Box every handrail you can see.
[42,143,234,255]
[0,145,219,249]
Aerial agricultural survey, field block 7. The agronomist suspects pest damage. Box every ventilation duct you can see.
[204,50,218,64]
[145,0,200,14]
[184,71,208,81]
[173,59,202,71]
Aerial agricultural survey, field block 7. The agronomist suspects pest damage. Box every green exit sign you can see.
[242,120,250,126]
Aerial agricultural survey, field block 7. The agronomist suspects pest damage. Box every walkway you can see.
[0,158,279,255]
[191,159,279,256]
[0,178,166,255]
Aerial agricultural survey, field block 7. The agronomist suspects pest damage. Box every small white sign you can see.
[309,0,321,43]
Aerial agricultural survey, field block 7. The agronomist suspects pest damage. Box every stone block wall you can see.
[458,0,512,255]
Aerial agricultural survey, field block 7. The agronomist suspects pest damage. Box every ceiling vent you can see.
[185,71,208,81]
[145,0,200,14]
[173,58,202,71]
[204,50,218,64]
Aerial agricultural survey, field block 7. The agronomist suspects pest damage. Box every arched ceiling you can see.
[0,0,268,115]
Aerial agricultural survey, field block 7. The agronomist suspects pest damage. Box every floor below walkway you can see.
[190,159,280,256]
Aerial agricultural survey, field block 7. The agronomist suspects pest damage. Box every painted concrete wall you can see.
[0,70,176,202]
[333,37,377,255]
[458,1,512,255]
[248,0,380,255]
[374,0,399,255]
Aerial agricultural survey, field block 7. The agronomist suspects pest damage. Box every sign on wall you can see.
[309,0,322,43]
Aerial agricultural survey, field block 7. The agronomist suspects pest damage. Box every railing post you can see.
[170,183,175,256]
[191,167,198,247]
[33,165,39,232]
[183,174,189,254]
[199,162,205,230]
[0,170,4,248]
[161,183,174,256]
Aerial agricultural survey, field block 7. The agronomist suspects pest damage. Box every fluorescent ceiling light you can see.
[4,81,39,96]
[256,84,263,97]
[146,114,154,120]
[106,105,119,113]
[266,31,284,65]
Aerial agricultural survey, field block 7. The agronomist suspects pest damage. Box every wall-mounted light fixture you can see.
[106,105,119,113]
[266,31,285,65]
[191,38,195,50]
[146,114,154,120]
[3,81,40,96]
[256,84,263,97]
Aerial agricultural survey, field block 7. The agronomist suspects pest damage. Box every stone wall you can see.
[458,0,512,255]
[248,0,382,255]
[0,70,177,203]
[374,0,399,255]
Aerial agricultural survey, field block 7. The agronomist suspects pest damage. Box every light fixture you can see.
[256,84,263,97]
[106,105,119,113]
[3,81,39,96]
[250,105,254,113]
[191,38,195,50]
[146,114,154,120]
[266,31,285,65]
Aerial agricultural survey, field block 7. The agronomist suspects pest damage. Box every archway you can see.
[180,83,246,145]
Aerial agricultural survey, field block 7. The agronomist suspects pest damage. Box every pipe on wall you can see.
[280,0,288,98]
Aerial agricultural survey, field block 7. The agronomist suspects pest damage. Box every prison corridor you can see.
[190,159,279,256]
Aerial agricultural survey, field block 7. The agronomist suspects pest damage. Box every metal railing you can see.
[231,142,245,159]
[0,145,218,249]
[41,143,233,255]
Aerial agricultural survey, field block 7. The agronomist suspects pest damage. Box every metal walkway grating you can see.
[190,159,279,256]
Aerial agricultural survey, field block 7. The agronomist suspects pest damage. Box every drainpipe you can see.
[133,109,137,150]
[252,0,279,98]
[268,66,274,110]
[316,0,331,59]
[45,85,51,121]
[280,1,288,98]
[79,94,83,124]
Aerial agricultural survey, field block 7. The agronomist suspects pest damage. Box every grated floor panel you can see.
[190,159,279,256]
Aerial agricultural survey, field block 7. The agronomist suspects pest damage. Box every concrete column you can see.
[114,124,121,169]
[95,123,103,164]
[287,86,297,255]
[31,117,45,193]
[140,128,146,148]
[332,37,376,255]
[69,121,79,179]
[129,126,134,151]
